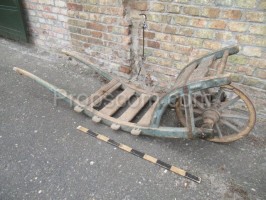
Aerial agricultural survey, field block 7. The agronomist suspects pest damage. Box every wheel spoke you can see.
[179,106,203,114]
[219,96,240,110]
[220,119,241,133]
[193,109,203,114]
[176,84,256,143]
[221,113,248,120]
[215,123,223,138]
[214,88,224,103]
[201,91,211,107]
[192,96,205,110]
[194,116,203,122]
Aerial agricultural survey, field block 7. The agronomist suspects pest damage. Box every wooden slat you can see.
[175,62,198,87]
[90,82,122,108]
[217,50,229,74]
[80,79,119,107]
[137,98,159,126]
[99,88,135,116]
[119,94,151,122]
[188,55,215,82]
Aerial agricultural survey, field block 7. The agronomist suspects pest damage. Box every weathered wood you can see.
[121,80,161,96]
[173,46,239,91]
[13,67,84,108]
[208,59,220,76]
[175,62,198,87]
[99,88,135,116]
[119,94,151,122]
[217,50,229,74]
[80,79,119,107]
[181,87,195,139]
[90,82,122,108]
[14,67,236,139]
[16,45,255,143]
[188,55,215,82]
[62,49,113,80]
[137,98,159,126]
[77,79,118,109]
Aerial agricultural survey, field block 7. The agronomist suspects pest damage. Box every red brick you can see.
[153,50,169,59]
[42,12,57,20]
[190,18,207,28]
[183,6,200,16]
[149,23,162,32]
[164,25,177,34]
[70,33,88,42]
[228,22,248,32]
[147,41,160,49]
[167,5,180,13]
[201,8,220,18]
[123,36,132,45]
[249,25,266,35]
[203,40,222,50]
[145,32,155,39]
[87,37,103,45]
[221,10,242,20]
[151,3,165,12]
[245,12,264,22]
[67,3,83,11]
[132,2,148,11]
[90,31,102,38]
[108,7,125,16]
[242,46,262,57]
[119,66,131,74]
[215,32,233,41]
[255,69,266,79]
[249,58,266,69]
[179,27,194,36]
[209,20,226,29]
[161,43,176,52]
[119,19,132,27]
[87,22,105,31]
[43,6,52,12]
[102,16,117,24]
[155,33,171,42]
[237,66,253,76]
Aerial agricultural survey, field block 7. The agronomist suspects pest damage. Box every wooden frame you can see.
[13,45,256,142]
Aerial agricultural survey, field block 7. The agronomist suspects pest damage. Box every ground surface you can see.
[0,38,265,200]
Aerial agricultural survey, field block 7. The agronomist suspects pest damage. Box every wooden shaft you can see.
[13,67,82,107]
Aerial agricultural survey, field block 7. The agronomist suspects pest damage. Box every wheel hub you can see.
[201,109,220,129]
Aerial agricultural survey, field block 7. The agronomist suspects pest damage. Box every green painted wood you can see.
[13,67,218,139]
[0,0,27,42]
[173,46,239,89]
[150,75,232,129]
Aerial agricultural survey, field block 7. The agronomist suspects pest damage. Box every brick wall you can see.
[144,0,266,90]
[64,0,265,90]
[22,0,266,91]
[23,0,70,50]
[66,0,138,77]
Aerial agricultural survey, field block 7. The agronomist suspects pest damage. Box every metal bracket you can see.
[139,13,147,29]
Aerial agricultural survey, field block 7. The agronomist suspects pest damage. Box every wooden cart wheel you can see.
[176,85,256,143]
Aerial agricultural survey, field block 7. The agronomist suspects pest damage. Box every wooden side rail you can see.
[174,46,239,89]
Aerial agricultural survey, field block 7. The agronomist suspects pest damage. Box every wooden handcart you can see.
[14,45,256,143]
